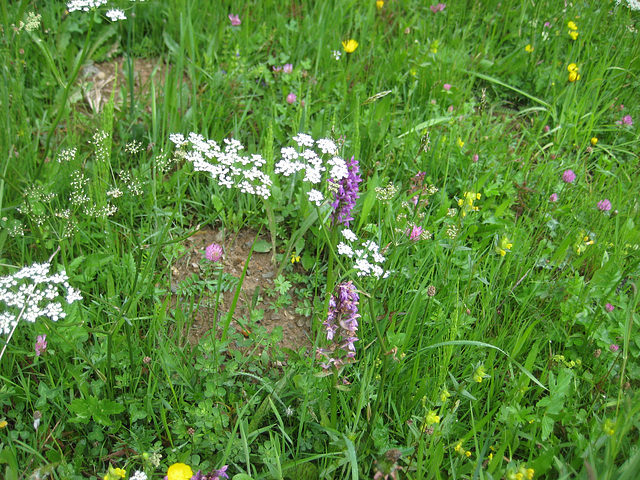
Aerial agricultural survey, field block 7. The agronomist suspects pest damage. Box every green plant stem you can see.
[222,227,262,341]
[330,369,338,429]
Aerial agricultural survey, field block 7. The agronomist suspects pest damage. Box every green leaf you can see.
[541,415,555,441]
[68,396,124,426]
[252,239,272,253]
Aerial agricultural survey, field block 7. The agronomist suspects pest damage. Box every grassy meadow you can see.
[2,0,640,479]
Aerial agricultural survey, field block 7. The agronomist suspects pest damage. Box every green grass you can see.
[1,1,640,479]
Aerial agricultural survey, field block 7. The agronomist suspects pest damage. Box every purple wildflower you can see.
[213,466,229,480]
[329,156,362,227]
[544,21,551,28]
[190,467,229,480]
[205,243,224,263]
[443,83,451,91]
[605,303,614,312]
[616,115,633,126]
[35,334,47,356]
[283,63,293,74]
[472,154,479,162]
[543,125,550,133]
[430,3,446,13]
[318,282,360,370]
[597,199,612,211]
[549,193,558,202]
[562,169,576,183]
[407,225,423,242]
[272,66,283,73]
[610,344,619,353]
[286,93,297,104]
[228,14,241,26]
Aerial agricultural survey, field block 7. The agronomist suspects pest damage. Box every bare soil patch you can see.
[167,228,314,352]
[78,57,188,113]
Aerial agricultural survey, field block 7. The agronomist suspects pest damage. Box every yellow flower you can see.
[591,137,598,146]
[103,466,126,480]
[473,364,487,383]
[0,420,7,429]
[525,468,535,479]
[454,441,465,455]
[430,40,439,54]
[376,0,384,9]
[457,138,464,148]
[425,410,440,425]
[465,451,472,457]
[568,21,578,30]
[167,463,193,480]
[525,44,534,53]
[569,30,579,40]
[439,388,451,402]
[291,252,300,263]
[567,64,580,82]
[495,235,513,256]
[603,418,615,436]
[342,39,358,53]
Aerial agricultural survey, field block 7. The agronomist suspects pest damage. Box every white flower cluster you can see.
[105,8,126,21]
[0,263,82,335]
[616,0,640,11]
[274,134,345,206]
[130,472,147,480]
[337,229,388,278]
[170,133,273,199]
[66,0,108,12]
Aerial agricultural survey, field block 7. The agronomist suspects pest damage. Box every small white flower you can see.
[307,189,324,206]
[337,242,354,257]
[67,0,108,12]
[130,471,148,480]
[292,133,315,147]
[354,258,372,276]
[169,133,187,146]
[317,138,338,155]
[342,229,358,242]
[105,8,127,21]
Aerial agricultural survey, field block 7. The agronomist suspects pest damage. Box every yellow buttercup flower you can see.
[525,44,534,53]
[103,466,126,480]
[342,39,358,53]
[376,0,384,9]
[167,463,193,480]
[591,137,598,146]
[0,420,7,428]
[568,63,580,82]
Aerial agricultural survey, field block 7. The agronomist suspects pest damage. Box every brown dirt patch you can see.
[77,57,188,114]
[167,228,314,352]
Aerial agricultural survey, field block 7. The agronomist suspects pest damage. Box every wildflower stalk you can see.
[330,369,338,428]
[616,282,638,418]
[263,198,278,266]
[222,228,262,341]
